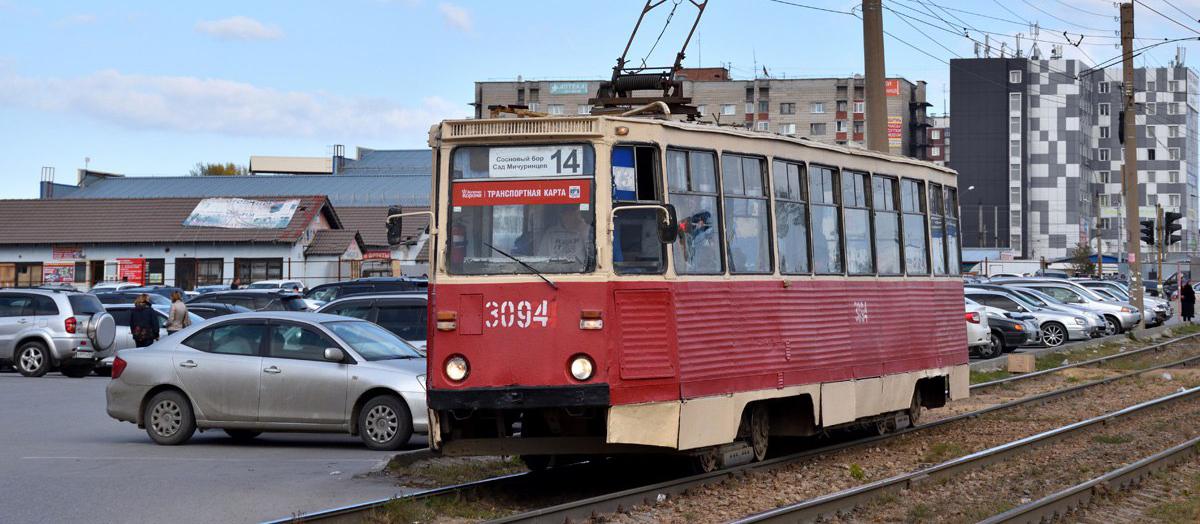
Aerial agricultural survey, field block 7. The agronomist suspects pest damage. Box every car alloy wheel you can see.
[18,346,45,375]
[364,405,399,444]
[1104,317,1119,336]
[1041,323,1066,347]
[150,399,183,438]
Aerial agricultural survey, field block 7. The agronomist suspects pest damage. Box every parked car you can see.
[194,285,231,294]
[0,289,116,377]
[1003,286,1107,337]
[305,277,428,307]
[985,312,1040,355]
[91,282,140,293]
[99,304,205,374]
[106,312,427,450]
[964,288,1095,347]
[186,290,309,312]
[124,286,186,300]
[1076,280,1171,324]
[247,280,307,293]
[993,278,1142,334]
[185,302,255,319]
[964,299,993,358]
[317,293,427,352]
[94,292,171,306]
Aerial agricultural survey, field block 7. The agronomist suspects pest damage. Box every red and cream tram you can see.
[416,113,968,469]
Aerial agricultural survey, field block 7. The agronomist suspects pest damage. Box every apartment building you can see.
[927,115,949,166]
[474,69,932,159]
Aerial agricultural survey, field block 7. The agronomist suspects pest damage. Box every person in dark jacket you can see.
[130,294,161,348]
[1182,280,1195,323]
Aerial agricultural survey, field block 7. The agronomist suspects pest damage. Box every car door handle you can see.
[179,360,198,368]
[263,366,281,374]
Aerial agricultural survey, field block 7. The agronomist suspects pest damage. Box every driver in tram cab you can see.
[537,205,591,263]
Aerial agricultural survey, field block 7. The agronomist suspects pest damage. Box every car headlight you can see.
[444,355,469,382]
[1074,317,1086,325]
[1120,307,1135,313]
[569,354,594,381]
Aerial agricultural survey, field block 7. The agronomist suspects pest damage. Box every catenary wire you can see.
[1135,0,1200,36]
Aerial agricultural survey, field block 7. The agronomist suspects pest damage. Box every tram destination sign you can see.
[488,145,585,178]
[452,179,590,207]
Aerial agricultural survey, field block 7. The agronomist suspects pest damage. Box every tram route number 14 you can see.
[484,300,550,328]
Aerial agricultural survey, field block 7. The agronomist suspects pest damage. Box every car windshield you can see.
[1010,289,1048,308]
[324,321,423,361]
[448,144,596,275]
[68,294,106,315]
[280,296,308,311]
[247,283,280,289]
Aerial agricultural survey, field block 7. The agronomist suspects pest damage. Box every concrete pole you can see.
[1121,3,1144,316]
[862,0,888,153]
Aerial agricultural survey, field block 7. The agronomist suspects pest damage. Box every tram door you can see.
[611,145,678,383]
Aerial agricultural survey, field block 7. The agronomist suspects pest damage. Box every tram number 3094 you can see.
[484,300,550,328]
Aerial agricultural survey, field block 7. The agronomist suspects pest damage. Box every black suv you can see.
[186,290,308,311]
[94,292,171,306]
[305,277,427,304]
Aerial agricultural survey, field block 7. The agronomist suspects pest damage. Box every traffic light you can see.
[1163,211,1184,246]
[1140,219,1156,246]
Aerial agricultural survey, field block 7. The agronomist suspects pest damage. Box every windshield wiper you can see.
[483,241,558,290]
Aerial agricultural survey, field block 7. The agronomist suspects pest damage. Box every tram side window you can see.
[945,187,961,275]
[901,178,929,275]
[843,171,874,275]
[929,183,947,275]
[668,149,723,274]
[810,165,843,274]
[722,155,772,274]
[773,160,809,274]
[872,175,902,275]
[613,145,666,275]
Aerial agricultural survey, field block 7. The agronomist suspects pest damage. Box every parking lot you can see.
[0,372,423,524]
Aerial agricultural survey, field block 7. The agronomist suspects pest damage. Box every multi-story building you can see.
[474,69,932,159]
[927,115,949,166]
[1093,66,1199,254]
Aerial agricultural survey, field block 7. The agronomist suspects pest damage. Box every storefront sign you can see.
[488,145,586,178]
[51,246,84,260]
[42,262,76,283]
[887,116,903,149]
[117,258,146,286]
[183,198,300,229]
[549,82,590,95]
[363,250,393,260]
[885,79,901,96]
[452,179,591,207]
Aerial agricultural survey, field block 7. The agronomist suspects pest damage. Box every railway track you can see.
[266,330,1200,524]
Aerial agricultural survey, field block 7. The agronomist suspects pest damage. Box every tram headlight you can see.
[444,355,469,382]
[569,354,594,381]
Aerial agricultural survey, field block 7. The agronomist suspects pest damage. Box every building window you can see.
[773,160,809,274]
[1010,139,1021,157]
[528,88,539,103]
[1009,92,1021,112]
[721,155,771,274]
[1098,170,1110,183]
[836,100,848,113]
[758,100,769,113]
[1148,148,1156,161]
[1169,80,1181,92]
[1170,170,1180,183]
[1099,148,1110,161]
[930,146,941,157]
[1168,103,1180,115]
[836,120,848,133]
[547,104,564,115]
[810,165,843,274]
[721,104,736,115]
[1099,103,1110,116]
[779,123,796,135]
[900,179,928,275]
[1170,147,1180,160]
[234,258,283,284]
[576,104,593,115]
[853,101,865,113]
[1010,117,1021,134]
[930,129,941,140]
[1011,210,1022,228]
[1147,80,1156,91]
[526,102,538,112]
[1010,164,1021,181]
[695,104,706,115]
[780,102,795,114]
[197,258,224,286]
[1009,70,1022,83]
[872,175,902,275]
[1144,171,1155,184]
[811,102,825,114]
[1010,187,1021,205]
[667,149,722,274]
[1147,126,1156,138]
[1010,234,1021,248]
[1169,125,1180,137]
[853,121,864,134]
[1146,103,1157,115]
[1099,126,1110,139]
[146,259,165,285]
[810,123,827,135]
[756,121,769,131]
[1170,194,1181,207]
[1099,82,1110,94]
[745,102,755,114]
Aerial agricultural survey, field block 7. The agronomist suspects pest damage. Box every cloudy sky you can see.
[0,0,1195,198]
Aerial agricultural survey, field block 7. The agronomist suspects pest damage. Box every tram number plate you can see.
[484,300,549,328]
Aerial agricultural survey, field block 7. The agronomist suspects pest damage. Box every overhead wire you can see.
[1134,0,1200,36]
[1161,0,1200,24]
[1019,0,1115,32]
[1053,0,1114,19]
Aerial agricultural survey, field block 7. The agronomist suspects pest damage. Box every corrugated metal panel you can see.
[615,290,677,380]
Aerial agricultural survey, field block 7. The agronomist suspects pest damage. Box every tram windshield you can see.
[448,144,597,275]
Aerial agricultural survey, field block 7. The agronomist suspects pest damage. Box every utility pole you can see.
[1121,2,1144,317]
[1157,203,1164,285]
[862,0,888,153]
[1095,194,1104,277]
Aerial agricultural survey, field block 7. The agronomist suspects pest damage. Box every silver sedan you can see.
[106,312,427,451]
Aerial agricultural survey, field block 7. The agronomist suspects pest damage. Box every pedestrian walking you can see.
[230,279,241,290]
[130,294,160,348]
[1182,279,1195,323]
[166,291,191,334]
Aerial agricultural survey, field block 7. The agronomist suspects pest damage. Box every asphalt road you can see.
[0,372,426,524]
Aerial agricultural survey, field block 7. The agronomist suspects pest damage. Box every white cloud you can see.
[0,69,469,140]
[195,16,283,41]
[438,3,472,32]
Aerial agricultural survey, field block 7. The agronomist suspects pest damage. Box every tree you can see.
[189,162,247,176]
[1069,242,1096,277]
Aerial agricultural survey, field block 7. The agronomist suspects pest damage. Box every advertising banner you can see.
[886,79,901,96]
[42,262,76,283]
[452,179,591,207]
[363,250,392,260]
[887,116,903,149]
[183,198,300,229]
[549,82,590,95]
[117,258,145,286]
[51,246,84,260]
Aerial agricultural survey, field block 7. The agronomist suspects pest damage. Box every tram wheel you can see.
[520,455,554,472]
[749,404,770,462]
[908,389,923,427]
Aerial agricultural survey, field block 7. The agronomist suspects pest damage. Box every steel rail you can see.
[266,330,1200,523]
[486,342,1200,524]
[978,435,1200,524]
[732,386,1200,523]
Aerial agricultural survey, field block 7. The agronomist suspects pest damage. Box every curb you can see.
[969,321,1180,373]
